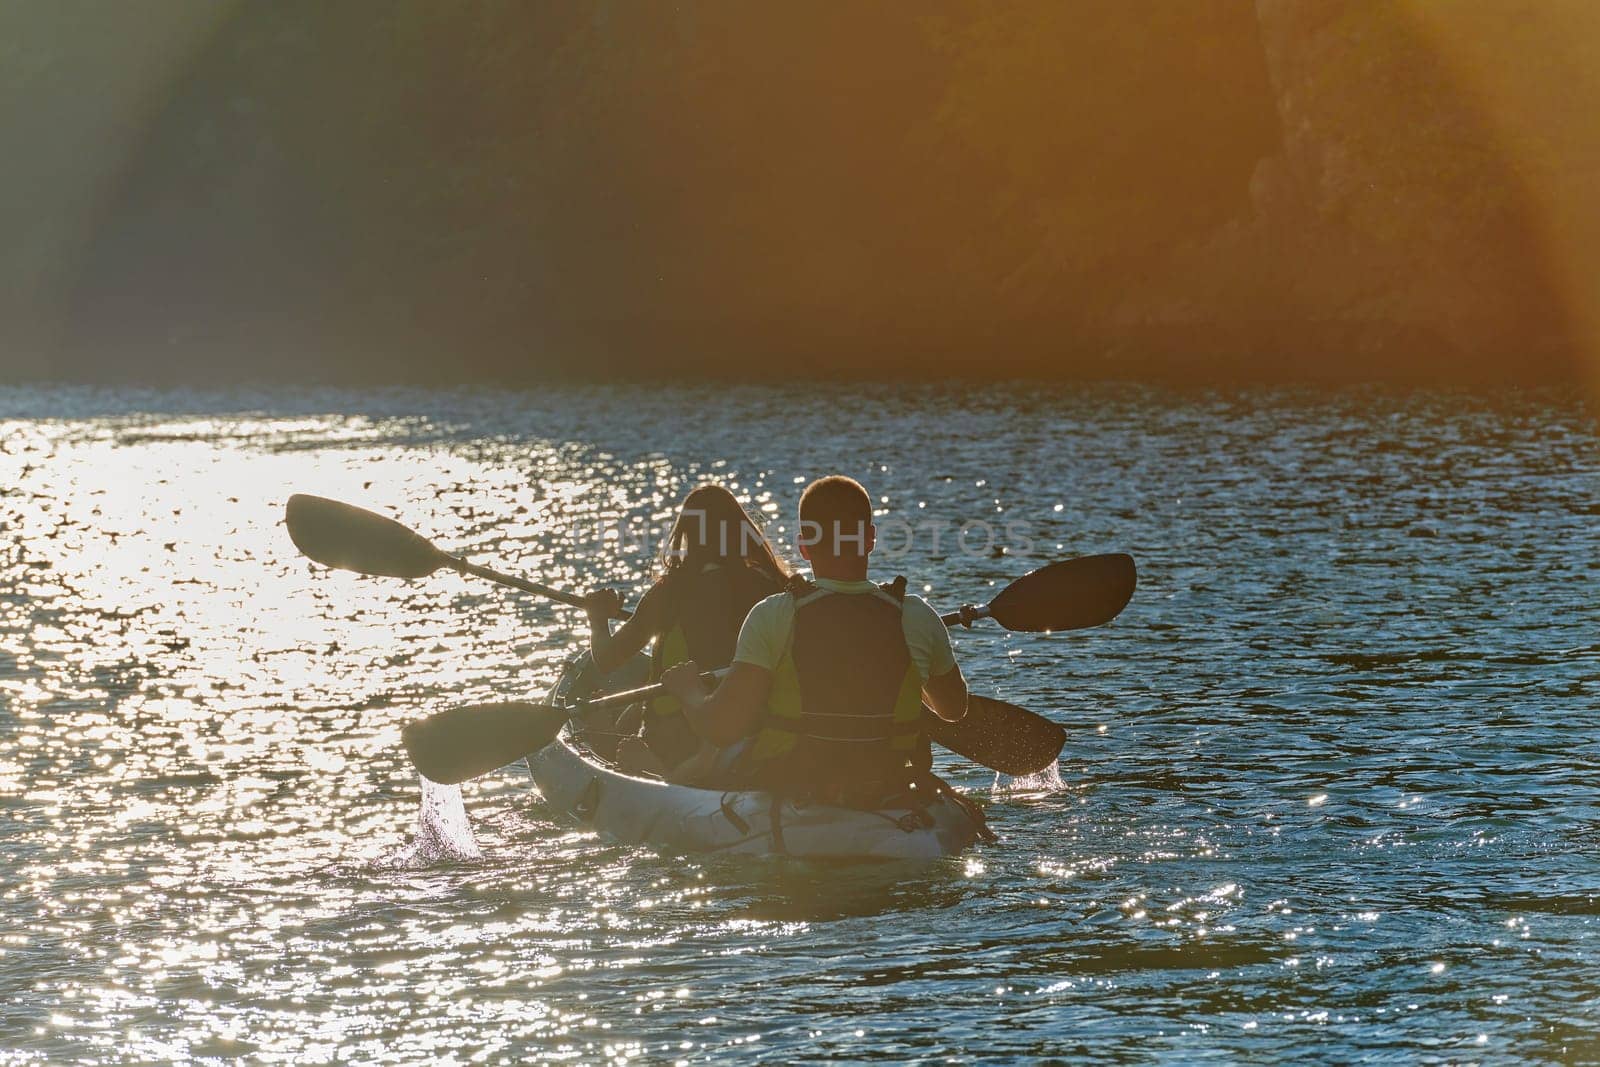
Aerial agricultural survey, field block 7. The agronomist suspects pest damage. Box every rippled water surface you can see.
[1,383,1596,1063]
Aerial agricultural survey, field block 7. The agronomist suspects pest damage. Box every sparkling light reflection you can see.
[1,385,1595,1061]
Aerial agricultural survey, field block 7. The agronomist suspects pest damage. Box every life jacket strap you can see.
[784,573,817,598]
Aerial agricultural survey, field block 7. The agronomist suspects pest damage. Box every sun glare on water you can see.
[1,386,1595,1061]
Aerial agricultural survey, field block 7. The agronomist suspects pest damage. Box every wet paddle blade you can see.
[926,695,1065,776]
[285,494,450,579]
[988,553,1136,632]
[402,701,570,785]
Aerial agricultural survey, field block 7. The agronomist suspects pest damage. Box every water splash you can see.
[990,760,1065,796]
[380,776,483,867]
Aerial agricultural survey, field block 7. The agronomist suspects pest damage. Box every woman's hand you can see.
[660,660,708,705]
[583,588,623,621]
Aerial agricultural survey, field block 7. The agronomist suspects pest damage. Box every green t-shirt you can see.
[732,577,957,681]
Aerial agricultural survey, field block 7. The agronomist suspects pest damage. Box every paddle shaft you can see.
[452,557,634,621]
[448,559,633,617]
[574,667,729,711]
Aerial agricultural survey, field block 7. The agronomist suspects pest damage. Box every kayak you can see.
[523,653,989,860]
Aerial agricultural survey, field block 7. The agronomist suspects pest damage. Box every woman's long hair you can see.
[659,484,789,585]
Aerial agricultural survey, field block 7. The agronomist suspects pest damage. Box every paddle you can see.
[405,670,727,785]
[405,701,568,785]
[285,494,1134,634]
[290,493,1130,779]
[919,553,1134,775]
[924,697,1064,777]
[402,549,1134,782]
[284,493,630,618]
[939,553,1136,632]
[406,677,1054,784]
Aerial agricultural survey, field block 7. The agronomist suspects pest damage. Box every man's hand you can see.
[660,660,708,706]
[583,588,623,621]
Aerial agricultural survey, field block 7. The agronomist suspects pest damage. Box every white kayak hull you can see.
[524,656,984,861]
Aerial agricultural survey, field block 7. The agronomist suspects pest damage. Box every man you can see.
[660,475,968,803]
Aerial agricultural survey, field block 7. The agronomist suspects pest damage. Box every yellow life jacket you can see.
[744,576,925,795]
[646,563,779,718]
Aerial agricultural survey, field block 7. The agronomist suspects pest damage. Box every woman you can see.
[583,484,788,778]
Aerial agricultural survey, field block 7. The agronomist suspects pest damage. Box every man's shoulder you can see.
[898,592,948,638]
[900,592,942,623]
[743,590,796,631]
[751,588,794,613]
[734,589,797,670]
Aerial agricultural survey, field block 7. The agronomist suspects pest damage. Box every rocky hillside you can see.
[3,1,1594,384]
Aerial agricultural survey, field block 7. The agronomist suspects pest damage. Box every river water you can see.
[1,383,1595,1063]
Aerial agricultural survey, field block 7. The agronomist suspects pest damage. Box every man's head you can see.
[798,475,874,576]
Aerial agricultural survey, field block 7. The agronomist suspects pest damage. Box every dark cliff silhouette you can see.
[2,2,1595,387]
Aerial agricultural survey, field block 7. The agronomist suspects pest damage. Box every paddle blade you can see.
[285,494,449,579]
[927,695,1065,776]
[988,553,1136,632]
[402,701,569,785]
